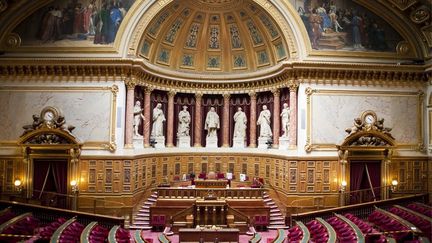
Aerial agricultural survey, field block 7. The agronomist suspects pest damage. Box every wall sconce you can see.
[14,179,22,193]
[391,179,398,192]
[70,180,78,194]
[340,180,347,193]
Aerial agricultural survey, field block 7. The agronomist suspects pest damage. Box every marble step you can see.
[137,212,150,217]
[129,225,152,230]
[135,216,150,221]
[270,208,280,213]
[270,212,283,217]
[270,216,285,221]
[268,225,289,230]
[144,201,154,205]
[269,205,277,209]
[269,220,285,225]
[266,201,275,206]
[148,198,157,202]
[139,207,150,212]
[263,198,272,203]
[133,220,150,225]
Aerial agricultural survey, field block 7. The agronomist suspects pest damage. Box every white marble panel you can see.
[311,93,419,145]
[0,89,112,142]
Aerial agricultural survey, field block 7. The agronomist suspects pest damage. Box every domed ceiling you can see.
[138,0,288,73]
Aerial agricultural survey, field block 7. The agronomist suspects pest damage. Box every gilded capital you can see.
[289,83,299,92]
[195,93,203,99]
[223,93,231,99]
[271,88,280,96]
[144,86,154,95]
[249,91,257,99]
[168,90,177,97]
[125,78,136,89]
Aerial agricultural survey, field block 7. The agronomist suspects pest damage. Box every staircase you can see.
[130,191,158,230]
[318,31,347,50]
[263,191,287,230]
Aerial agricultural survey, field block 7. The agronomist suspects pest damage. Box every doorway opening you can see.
[349,160,381,204]
[33,159,68,208]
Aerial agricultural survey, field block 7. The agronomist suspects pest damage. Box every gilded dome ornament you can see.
[4,33,21,49]
[410,5,430,24]
[396,41,410,55]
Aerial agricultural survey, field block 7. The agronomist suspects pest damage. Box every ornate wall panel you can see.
[390,159,428,192]
[0,85,118,151]
[306,88,424,152]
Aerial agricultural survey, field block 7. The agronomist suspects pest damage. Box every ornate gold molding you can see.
[305,88,425,152]
[0,59,427,93]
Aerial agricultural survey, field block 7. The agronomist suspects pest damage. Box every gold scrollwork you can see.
[0,0,7,13]
[410,5,430,24]
[304,143,312,153]
[388,0,417,11]
[4,33,21,49]
[396,41,411,55]
[420,25,432,47]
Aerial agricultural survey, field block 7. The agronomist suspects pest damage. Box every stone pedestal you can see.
[232,137,246,148]
[152,136,165,149]
[177,136,191,148]
[258,137,271,149]
[133,137,143,148]
[278,137,289,150]
[206,136,218,148]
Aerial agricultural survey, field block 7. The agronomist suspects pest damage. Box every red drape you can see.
[350,161,381,204]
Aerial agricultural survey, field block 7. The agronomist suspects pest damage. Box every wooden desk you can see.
[179,228,239,242]
[195,179,227,188]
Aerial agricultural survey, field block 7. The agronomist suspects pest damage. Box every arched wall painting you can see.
[14,0,137,47]
[289,0,403,52]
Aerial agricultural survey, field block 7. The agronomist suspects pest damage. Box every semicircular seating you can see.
[406,203,432,218]
[305,219,329,243]
[368,209,412,242]
[389,206,431,240]
[288,221,309,243]
[326,216,357,242]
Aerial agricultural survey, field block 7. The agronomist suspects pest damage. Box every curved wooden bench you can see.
[0,212,32,233]
[249,232,262,243]
[316,217,337,243]
[108,225,120,243]
[295,221,310,243]
[50,217,76,243]
[80,221,97,243]
[135,229,153,243]
[376,208,422,234]
[270,229,285,243]
[394,205,432,222]
[158,233,171,243]
[335,213,365,243]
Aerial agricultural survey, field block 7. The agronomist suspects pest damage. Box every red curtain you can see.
[173,93,196,146]
[350,161,381,203]
[229,94,250,146]
[201,95,223,147]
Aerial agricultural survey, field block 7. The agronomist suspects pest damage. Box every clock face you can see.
[365,114,375,124]
[44,111,54,121]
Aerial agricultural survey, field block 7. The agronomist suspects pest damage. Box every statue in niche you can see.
[257,105,272,138]
[280,103,290,137]
[205,107,220,138]
[177,106,191,137]
[233,107,247,139]
[133,100,144,138]
[151,103,166,137]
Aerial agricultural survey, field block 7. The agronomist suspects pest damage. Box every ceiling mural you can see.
[290,0,404,52]
[138,0,288,73]
[13,0,136,47]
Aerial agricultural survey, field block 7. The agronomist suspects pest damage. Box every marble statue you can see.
[257,105,272,138]
[233,107,247,138]
[205,107,220,137]
[133,101,145,138]
[177,106,191,137]
[151,103,166,137]
[280,103,290,137]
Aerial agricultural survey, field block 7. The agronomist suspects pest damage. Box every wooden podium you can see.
[194,179,227,188]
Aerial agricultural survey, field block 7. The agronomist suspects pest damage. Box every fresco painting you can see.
[14,0,136,47]
[291,0,403,51]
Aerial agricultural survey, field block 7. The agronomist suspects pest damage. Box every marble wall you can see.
[0,85,115,145]
[309,89,420,147]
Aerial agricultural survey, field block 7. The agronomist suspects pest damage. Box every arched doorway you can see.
[18,106,82,209]
[337,111,395,205]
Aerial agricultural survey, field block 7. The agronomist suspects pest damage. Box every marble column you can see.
[222,93,230,147]
[166,91,176,147]
[143,87,153,148]
[124,80,136,149]
[272,89,280,148]
[289,84,298,147]
[194,93,203,147]
[249,92,257,148]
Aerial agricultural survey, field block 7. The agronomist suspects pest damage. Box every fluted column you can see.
[272,88,281,148]
[194,93,203,147]
[124,79,136,149]
[249,92,257,148]
[289,84,298,147]
[166,91,176,147]
[222,93,230,147]
[143,87,153,148]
